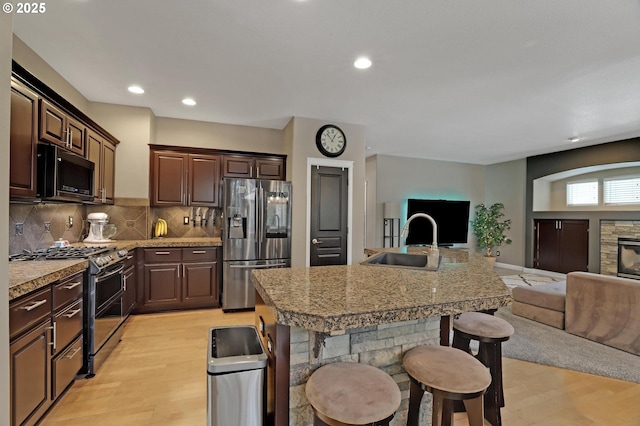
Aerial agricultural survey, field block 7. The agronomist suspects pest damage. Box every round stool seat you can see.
[454,312,514,341]
[305,362,401,425]
[403,345,491,396]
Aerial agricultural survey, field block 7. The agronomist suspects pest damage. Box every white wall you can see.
[486,159,527,266]
[2,11,13,425]
[369,155,487,249]
[12,35,89,113]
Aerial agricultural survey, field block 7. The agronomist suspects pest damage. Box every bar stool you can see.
[305,362,401,426]
[452,312,514,426]
[403,345,491,426]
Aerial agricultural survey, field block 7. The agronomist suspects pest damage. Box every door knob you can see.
[311,238,322,245]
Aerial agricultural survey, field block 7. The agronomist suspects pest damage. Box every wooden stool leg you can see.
[478,342,503,426]
[441,399,454,426]
[313,413,330,426]
[451,332,473,414]
[463,395,485,426]
[407,379,424,426]
[432,395,444,426]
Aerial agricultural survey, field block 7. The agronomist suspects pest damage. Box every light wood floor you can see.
[40,309,640,426]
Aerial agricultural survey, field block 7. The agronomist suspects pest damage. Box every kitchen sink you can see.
[360,251,440,271]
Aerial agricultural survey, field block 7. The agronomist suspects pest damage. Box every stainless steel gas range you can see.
[10,245,130,377]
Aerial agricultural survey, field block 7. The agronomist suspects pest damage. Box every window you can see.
[604,176,640,205]
[566,180,598,206]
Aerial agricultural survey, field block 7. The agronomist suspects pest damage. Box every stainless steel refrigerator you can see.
[222,178,292,311]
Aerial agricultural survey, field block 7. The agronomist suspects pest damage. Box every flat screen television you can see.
[406,199,471,246]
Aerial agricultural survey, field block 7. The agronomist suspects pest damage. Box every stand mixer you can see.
[84,212,117,243]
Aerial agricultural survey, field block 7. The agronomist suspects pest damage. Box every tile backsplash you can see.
[9,199,221,255]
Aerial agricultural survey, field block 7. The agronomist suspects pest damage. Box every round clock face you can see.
[316,125,346,157]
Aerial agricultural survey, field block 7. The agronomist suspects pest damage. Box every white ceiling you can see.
[12,0,640,165]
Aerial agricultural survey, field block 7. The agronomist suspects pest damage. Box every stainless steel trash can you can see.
[207,325,268,426]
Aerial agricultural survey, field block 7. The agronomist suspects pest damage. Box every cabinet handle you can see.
[68,128,73,148]
[62,281,82,290]
[191,250,207,254]
[63,308,82,319]
[64,346,82,360]
[155,251,171,255]
[46,322,57,351]
[21,299,47,311]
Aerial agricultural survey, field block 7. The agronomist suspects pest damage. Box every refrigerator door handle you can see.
[229,263,288,269]
[259,185,265,243]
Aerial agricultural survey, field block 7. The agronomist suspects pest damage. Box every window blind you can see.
[567,181,598,206]
[604,176,640,205]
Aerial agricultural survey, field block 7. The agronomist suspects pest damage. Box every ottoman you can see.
[511,281,567,329]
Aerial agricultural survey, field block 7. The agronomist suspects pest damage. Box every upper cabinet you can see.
[150,150,221,207]
[9,78,39,198]
[150,146,286,207]
[87,129,116,204]
[10,62,120,203]
[39,99,86,156]
[222,154,285,180]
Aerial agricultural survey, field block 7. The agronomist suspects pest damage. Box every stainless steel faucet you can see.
[401,213,440,270]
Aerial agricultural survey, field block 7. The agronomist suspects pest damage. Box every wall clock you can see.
[316,124,346,157]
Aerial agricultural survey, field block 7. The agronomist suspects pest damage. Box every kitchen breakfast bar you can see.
[251,247,512,425]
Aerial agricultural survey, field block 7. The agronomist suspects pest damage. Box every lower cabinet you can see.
[9,271,85,426]
[139,247,220,313]
[534,219,589,273]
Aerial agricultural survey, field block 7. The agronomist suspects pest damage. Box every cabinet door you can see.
[66,116,85,156]
[39,99,67,147]
[222,155,254,178]
[150,151,188,206]
[86,130,103,201]
[102,141,116,203]
[534,219,559,271]
[256,157,285,180]
[10,320,52,426]
[558,220,589,273]
[143,263,181,308]
[123,264,136,316]
[10,80,39,198]
[182,261,219,307]
[189,154,220,206]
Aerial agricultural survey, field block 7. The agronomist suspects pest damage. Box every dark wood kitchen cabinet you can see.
[39,99,86,156]
[9,270,84,426]
[123,250,137,316]
[10,78,39,199]
[222,154,285,180]
[150,149,220,207]
[534,219,589,274]
[140,247,220,313]
[86,129,116,204]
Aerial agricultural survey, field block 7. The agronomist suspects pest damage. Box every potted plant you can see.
[470,203,512,263]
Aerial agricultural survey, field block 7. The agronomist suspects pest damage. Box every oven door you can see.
[93,263,125,352]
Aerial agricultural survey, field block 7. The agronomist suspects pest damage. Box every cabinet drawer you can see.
[182,247,217,262]
[53,272,84,311]
[54,299,83,353]
[52,335,83,399]
[144,248,182,263]
[10,287,52,340]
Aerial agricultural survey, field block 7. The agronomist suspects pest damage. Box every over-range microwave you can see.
[37,143,95,202]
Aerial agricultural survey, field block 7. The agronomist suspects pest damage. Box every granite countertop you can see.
[9,237,222,301]
[251,247,512,333]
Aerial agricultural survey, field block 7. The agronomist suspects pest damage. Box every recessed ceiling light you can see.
[568,136,581,143]
[182,98,196,106]
[354,57,372,70]
[128,85,144,94]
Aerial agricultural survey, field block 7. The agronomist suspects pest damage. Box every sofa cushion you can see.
[565,271,640,356]
[512,300,565,329]
[511,281,567,312]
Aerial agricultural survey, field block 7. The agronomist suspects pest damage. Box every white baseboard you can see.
[494,262,523,271]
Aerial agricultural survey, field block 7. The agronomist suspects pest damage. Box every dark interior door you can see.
[558,220,589,273]
[310,166,348,266]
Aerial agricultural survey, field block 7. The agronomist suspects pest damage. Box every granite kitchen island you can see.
[252,247,512,426]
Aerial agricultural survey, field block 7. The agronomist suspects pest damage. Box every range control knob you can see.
[117,249,128,258]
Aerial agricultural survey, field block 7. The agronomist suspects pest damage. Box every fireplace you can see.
[617,238,640,279]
